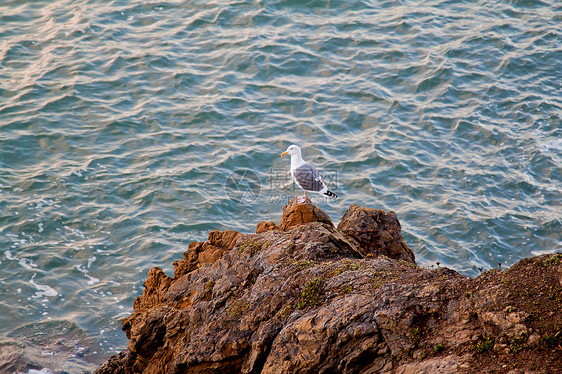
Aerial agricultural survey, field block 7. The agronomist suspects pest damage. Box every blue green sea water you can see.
[0,0,560,372]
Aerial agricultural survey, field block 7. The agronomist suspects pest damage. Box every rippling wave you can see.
[0,0,560,371]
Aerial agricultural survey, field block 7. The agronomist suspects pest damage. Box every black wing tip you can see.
[324,190,338,198]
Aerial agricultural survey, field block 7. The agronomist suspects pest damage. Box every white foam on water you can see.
[87,256,96,268]
[30,274,59,298]
[68,164,89,178]
[6,251,40,270]
[75,264,100,285]
[20,369,54,374]
[542,139,562,152]
[19,258,38,270]
[64,225,86,239]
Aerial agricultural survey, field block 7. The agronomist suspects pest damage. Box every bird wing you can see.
[293,163,325,191]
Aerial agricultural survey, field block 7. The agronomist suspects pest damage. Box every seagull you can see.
[281,144,338,204]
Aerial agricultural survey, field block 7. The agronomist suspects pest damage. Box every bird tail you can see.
[324,190,338,198]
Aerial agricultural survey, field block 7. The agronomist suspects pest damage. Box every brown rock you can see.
[395,354,470,374]
[261,295,391,373]
[96,204,562,374]
[337,204,415,263]
[131,267,172,312]
[207,229,242,250]
[173,230,242,278]
[278,198,333,230]
[256,221,277,234]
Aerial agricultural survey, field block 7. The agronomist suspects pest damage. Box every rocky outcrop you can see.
[96,201,562,374]
[337,204,414,263]
[278,198,333,230]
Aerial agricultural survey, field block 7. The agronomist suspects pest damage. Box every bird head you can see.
[281,144,301,157]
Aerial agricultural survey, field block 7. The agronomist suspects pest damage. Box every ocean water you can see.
[0,0,560,371]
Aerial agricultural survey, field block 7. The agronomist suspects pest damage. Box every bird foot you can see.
[296,195,307,204]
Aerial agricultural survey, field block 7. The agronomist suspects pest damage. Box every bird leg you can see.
[297,190,307,204]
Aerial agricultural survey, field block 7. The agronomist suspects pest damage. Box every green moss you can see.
[535,253,562,267]
[291,259,316,270]
[474,337,494,353]
[326,259,364,278]
[369,270,400,290]
[433,343,444,354]
[298,277,324,309]
[204,280,215,293]
[276,303,295,320]
[509,337,524,353]
[340,284,353,294]
[410,327,421,346]
[227,299,249,317]
[238,239,270,256]
[400,259,418,269]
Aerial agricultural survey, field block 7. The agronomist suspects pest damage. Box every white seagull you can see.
[281,144,338,204]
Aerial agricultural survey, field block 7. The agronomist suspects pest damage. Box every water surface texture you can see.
[1,0,560,371]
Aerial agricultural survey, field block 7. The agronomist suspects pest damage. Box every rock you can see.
[96,203,562,374]
[95,350,135,374]
[173,230,242,278]
[528,333,541,347]
[260,295,392,374]
[395,354,470,374]
[256,221,277,234]
[337,204,415,263]
[278,198,333,230]
[207,229,242,250]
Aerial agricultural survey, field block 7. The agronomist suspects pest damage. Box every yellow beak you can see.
[281,151,288,157]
